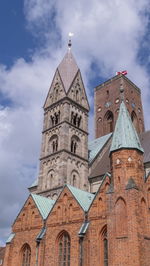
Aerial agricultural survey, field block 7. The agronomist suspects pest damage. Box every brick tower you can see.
[108,100,150,265]
[30,45,90,198]
[95,74,145,138]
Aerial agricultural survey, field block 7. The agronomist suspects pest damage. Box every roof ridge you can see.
[31,193,55,220]
[58,50,79,92]
[66,185,94,212]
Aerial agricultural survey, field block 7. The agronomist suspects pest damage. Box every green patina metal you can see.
[67,184,94,212]
[6,233,15,244]
[88,133,112,163]
[31,194,55,220]
[110,101,144,154]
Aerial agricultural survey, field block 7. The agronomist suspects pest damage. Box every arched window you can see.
[49,135,58,153]
[131,111,139,133]
[71,112,82,128]
[104,111,114,135]
[115,197,127,236]
[141,198,147,234]
[71,170,80,187]
[47,169,55,188]
[70,135,80,154]
[104,232,108,266]
[21,244,31,266]
[76,90,79,101]
[54,83,59,101]
[58,232,70,266]
[73,175,76,186]
[100,226,108,266]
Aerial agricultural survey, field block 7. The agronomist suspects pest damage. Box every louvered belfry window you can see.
[21,244,31,266]
[58,232,70,266]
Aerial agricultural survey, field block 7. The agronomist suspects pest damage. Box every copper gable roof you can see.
[89,130,150,179]
[58,50,79,92]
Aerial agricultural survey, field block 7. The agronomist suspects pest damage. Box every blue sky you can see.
[0,1,34,66]
[0,0,150,245]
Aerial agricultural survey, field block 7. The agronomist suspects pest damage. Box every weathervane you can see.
[68,32,74,49]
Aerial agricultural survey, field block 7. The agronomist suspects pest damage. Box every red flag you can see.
[116,70,127,75]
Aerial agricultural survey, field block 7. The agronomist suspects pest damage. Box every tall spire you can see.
[110,101,144,154]
[58,33,78,92]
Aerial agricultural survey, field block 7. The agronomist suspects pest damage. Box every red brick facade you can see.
[3,156,150,266]
[95,75,145,138]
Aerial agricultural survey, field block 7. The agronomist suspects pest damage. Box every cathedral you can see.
[3,42,150,266]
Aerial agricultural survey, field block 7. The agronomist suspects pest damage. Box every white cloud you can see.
[0,0,150,244]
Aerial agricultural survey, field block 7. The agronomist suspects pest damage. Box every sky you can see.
[0,0,150,245]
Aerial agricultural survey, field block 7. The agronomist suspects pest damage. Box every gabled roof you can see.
[6,233,15,244]
[88,133,112,163]
[31,194,55,220]
[58,50,79,92]
[110,101,144,154]
[67,185,94,212]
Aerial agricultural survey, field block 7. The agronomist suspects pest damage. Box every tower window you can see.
[49,135,58,154]
[50,111,60,127]
[52,139,58,153]
[104,111,114,134]
[73,175,76,186]
[70,135,80,154]
[76,90,79,101]
[71,140,77,154]
[71,112,82,128]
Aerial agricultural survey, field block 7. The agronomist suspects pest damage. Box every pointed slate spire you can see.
[58,49,79,92]
[110,101,144,154]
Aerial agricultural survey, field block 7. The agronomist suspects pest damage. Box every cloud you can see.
[0,0,150,245]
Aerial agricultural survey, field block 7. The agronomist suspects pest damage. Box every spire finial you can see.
[68,32,74,50]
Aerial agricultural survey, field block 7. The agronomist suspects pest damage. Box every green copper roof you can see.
[6,232,15,244]
[67,185,94,212]
[88,133,112,163]
[110,101,144,154]
[31,194,55,220]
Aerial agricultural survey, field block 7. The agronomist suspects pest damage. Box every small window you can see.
[116,158,121,164]
[128,157,132,162]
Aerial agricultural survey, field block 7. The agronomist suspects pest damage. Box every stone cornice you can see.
[44,96,89,113]
[40,149,88,163]
[42,120,88,135]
